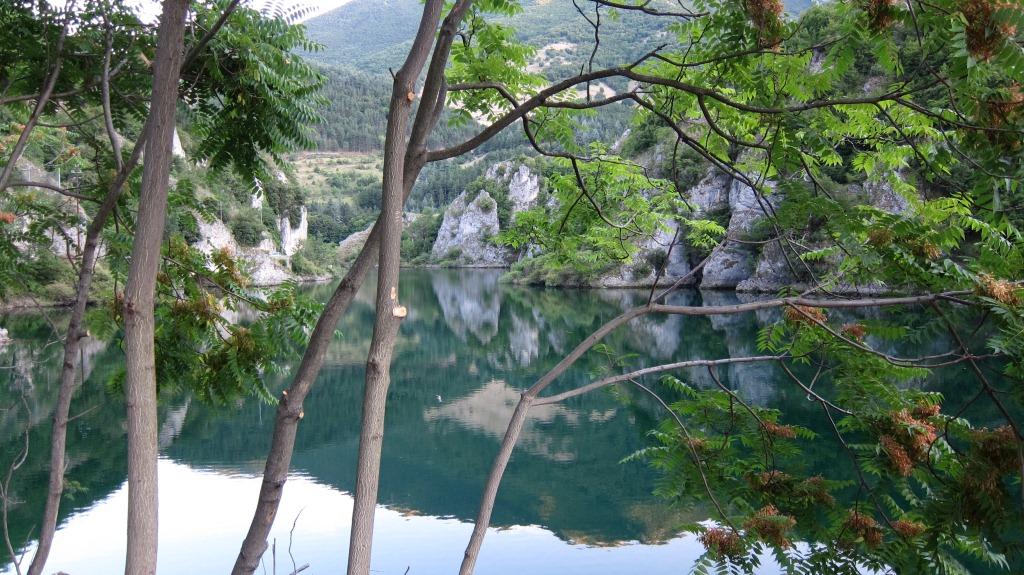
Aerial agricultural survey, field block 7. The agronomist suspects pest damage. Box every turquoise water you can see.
[0,269,1003,574]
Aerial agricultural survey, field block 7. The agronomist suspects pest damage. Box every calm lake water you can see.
[0,269,1006,574]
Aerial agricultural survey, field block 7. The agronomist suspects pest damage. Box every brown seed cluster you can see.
[743,505,796,548]
[876,408,939,477]
[867,227,894,248]
[912,403,941,419]
[880,435,913,476]
[748,471,835,506]
[0,211,16,224]
[843,510,884,546]
[964,425,1019,499]
[686,437,709,452]
[841,323,868,340]
[699,527,745,558]
[972,83,1024,148]
[762,421,798,439]
[978,273,1020,305]
[800,475,836,506]
[783,305,827,326]
[745,0,784,48]
[864,0,898,31]
[913,240,942,260]
[963,0,1020,62]
[984,83,1024,125]
[212,246,248,286]
[172,292,222,322]
[748,470,791,494]
[892,519,926,539]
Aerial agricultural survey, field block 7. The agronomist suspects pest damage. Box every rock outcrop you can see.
[245,252,294,286]
[419,158,914,293]
[496,163,541,213]
[701,178,778,289]
[338,223,373,262]
[278,207,308,257]
[431,190,510,266]
[171,127,186,159]
[591,218,695,288]
[732,178,911,294]
[194,215,294,286]
[429,163,542,267]
[195,217,238,255]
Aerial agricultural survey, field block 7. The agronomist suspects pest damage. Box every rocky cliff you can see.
[429,161,542,266]
[332,155,911,293]
[430,190,509,266]
[195,212,310,286]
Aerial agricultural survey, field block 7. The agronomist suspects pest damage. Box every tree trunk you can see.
[346,3,458,568]
[26,159,141,575]
[345,3,452,573]
[234,2,469,572]
[232,157,428,575]
[121,2,188,574]
[231,227,379,574]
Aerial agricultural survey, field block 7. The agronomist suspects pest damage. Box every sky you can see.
[132,0,354,23]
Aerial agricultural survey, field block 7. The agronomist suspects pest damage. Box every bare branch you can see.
[535,355,785,405]
[6,181,96,202]
[0,21,69,193]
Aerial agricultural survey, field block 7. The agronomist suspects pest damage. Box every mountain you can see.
[302,0,816,74]
[303,0,668,74]
[301,0,423,72]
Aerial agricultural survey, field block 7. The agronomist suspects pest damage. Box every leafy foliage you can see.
[182,0,327,180]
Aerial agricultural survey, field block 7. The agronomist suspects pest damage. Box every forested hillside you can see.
[303,0,813,73]
[302,0,815,219]
[304,0,657,221]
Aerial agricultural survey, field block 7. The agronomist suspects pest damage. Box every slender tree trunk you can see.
[0,24,66,193]
[458,307,649,574]
[121,2,188,574]
[232,160,426,575]
[26,146,143,575]
[345,4,444,570]
[458,398,532,575]
[27,2,241,570]
[234,2,468,572]
[231,227,380,574]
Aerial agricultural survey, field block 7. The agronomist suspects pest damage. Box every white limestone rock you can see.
[593,218,695,287]
[701,178,777,289]
[506,165,540,213]
[171,128,186,159]
[278,207,308,257]
[245,252,293,286]
[338,224,373,262]
[195,217,238,255]
[430,190,510,266]
[734,176,912,293]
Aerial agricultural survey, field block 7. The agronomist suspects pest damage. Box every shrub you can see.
[26,249,70,286]
[401,211,442,263]
[645,249,668,273]
[631,261,653,278]
[292,238,339,277]
[477,195,496,213]
[231,210,265,247]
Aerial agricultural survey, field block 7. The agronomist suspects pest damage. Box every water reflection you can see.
[0,269,1008,574]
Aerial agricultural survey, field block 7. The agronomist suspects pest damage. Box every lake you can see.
[0,269,1005,574]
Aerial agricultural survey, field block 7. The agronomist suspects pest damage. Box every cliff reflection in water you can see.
[0,269,1005,571]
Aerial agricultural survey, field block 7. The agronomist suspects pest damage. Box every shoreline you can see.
[1,267,908,312]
